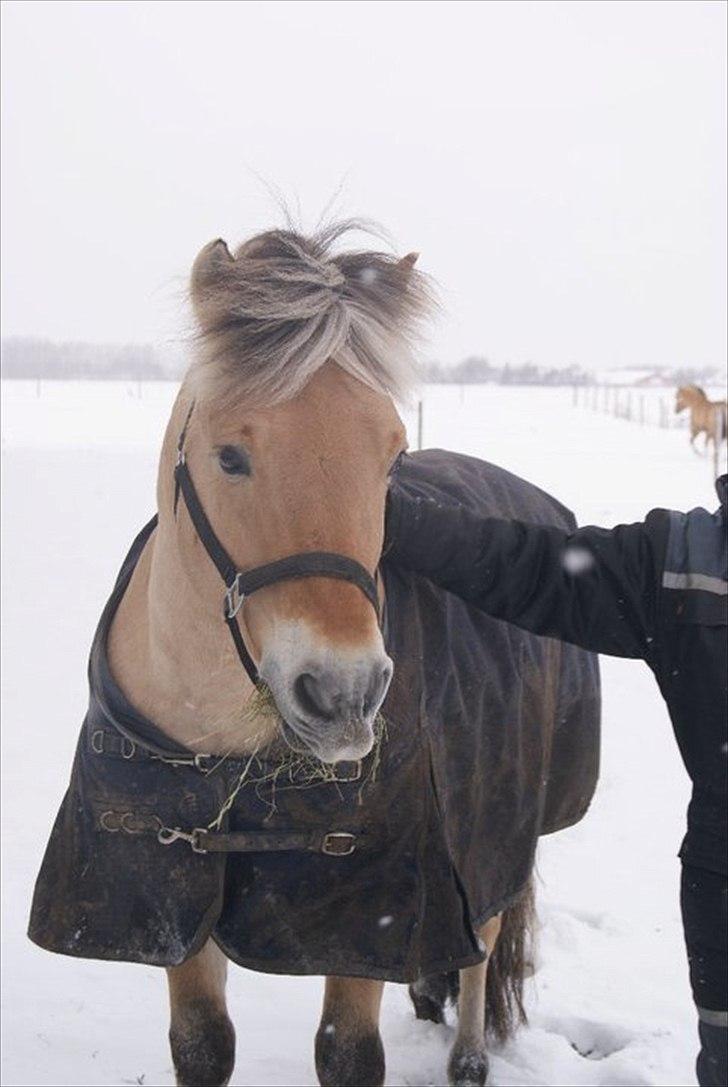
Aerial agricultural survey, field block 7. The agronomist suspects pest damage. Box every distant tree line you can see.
[421,356,596,385]
[1,338,722,388]
[670,366,724,388]
[0,338,182,380]
[422,357,723,387]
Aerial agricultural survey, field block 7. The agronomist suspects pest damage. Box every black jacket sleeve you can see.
[384,487,665,660]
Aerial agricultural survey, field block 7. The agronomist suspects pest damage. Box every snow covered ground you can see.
[2,380,726,1087]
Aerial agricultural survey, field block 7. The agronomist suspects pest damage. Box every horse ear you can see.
[190,239,234,307]
[399,252,420,272]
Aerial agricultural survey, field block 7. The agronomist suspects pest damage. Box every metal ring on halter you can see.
[224,573,246,620]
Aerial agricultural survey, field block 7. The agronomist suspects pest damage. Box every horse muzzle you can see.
[261,648,393,764]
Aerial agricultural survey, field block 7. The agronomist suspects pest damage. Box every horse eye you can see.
[217,445,251,476]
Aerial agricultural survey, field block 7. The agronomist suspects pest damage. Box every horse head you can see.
[675,384,705,413]
[161,224,431,764]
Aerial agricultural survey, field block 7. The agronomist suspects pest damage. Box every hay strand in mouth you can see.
[207,683,389,824]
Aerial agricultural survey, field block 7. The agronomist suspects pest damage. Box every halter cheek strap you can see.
[172,405,381,686]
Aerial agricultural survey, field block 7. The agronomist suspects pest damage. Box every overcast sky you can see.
[1,0,726,370]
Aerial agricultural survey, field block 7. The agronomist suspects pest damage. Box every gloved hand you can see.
[383,481,479,577]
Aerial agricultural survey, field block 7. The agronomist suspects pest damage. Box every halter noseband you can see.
[172,404,381,685]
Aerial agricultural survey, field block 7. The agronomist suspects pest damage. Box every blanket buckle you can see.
[322,832,356,857]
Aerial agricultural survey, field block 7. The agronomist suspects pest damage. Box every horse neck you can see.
[106,399,277,757]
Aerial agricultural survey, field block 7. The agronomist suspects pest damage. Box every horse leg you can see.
[409,970,459,1023]
[315,976,385,1087]
[167,939,235,1087]
[448,914,502,1087]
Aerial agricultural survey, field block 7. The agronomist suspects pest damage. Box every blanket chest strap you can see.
[157,826,360,856]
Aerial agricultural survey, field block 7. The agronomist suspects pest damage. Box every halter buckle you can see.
[224,573,246,620]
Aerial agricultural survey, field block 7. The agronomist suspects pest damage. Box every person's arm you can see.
[384,487,663,660]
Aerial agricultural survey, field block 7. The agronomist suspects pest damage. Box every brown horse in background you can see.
[675,385,727,475]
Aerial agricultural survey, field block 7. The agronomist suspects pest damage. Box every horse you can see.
[675,385,727,474]
[29,222,600,1087]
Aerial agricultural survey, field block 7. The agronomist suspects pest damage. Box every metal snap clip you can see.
[91,730,105,754]
[157,826,208,853]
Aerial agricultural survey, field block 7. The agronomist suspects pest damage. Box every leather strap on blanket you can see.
[157,827,362,856]
[88,725,362,781]
[97,805,365,857]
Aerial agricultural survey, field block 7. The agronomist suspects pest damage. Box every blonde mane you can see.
[188,220,435,406]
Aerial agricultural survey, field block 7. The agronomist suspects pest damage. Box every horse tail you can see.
[485,877,536,1042]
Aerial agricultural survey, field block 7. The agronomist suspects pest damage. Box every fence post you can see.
[417,399,424,450]
[639,394,645,426]
[572,385,577,407]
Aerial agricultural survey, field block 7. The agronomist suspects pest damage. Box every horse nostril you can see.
[293,663,392,724]
[363,665,392,717]
[293,672,337,722]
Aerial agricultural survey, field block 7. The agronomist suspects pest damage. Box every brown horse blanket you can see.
[28,450,600,982]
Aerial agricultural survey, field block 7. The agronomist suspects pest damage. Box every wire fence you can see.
[570,383,728,479]
[571,384,693,430]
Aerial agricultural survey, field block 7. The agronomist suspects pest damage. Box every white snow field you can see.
[2,380,726,1087]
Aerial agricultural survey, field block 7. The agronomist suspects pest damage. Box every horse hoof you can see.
[447,1044,489,1087]
[315,1026,385,1087]
[170,1006,235,1087]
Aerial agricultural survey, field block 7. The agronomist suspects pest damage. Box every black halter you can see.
[172,405,381,685]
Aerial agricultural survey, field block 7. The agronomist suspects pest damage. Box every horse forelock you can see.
[187,220,435,408]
